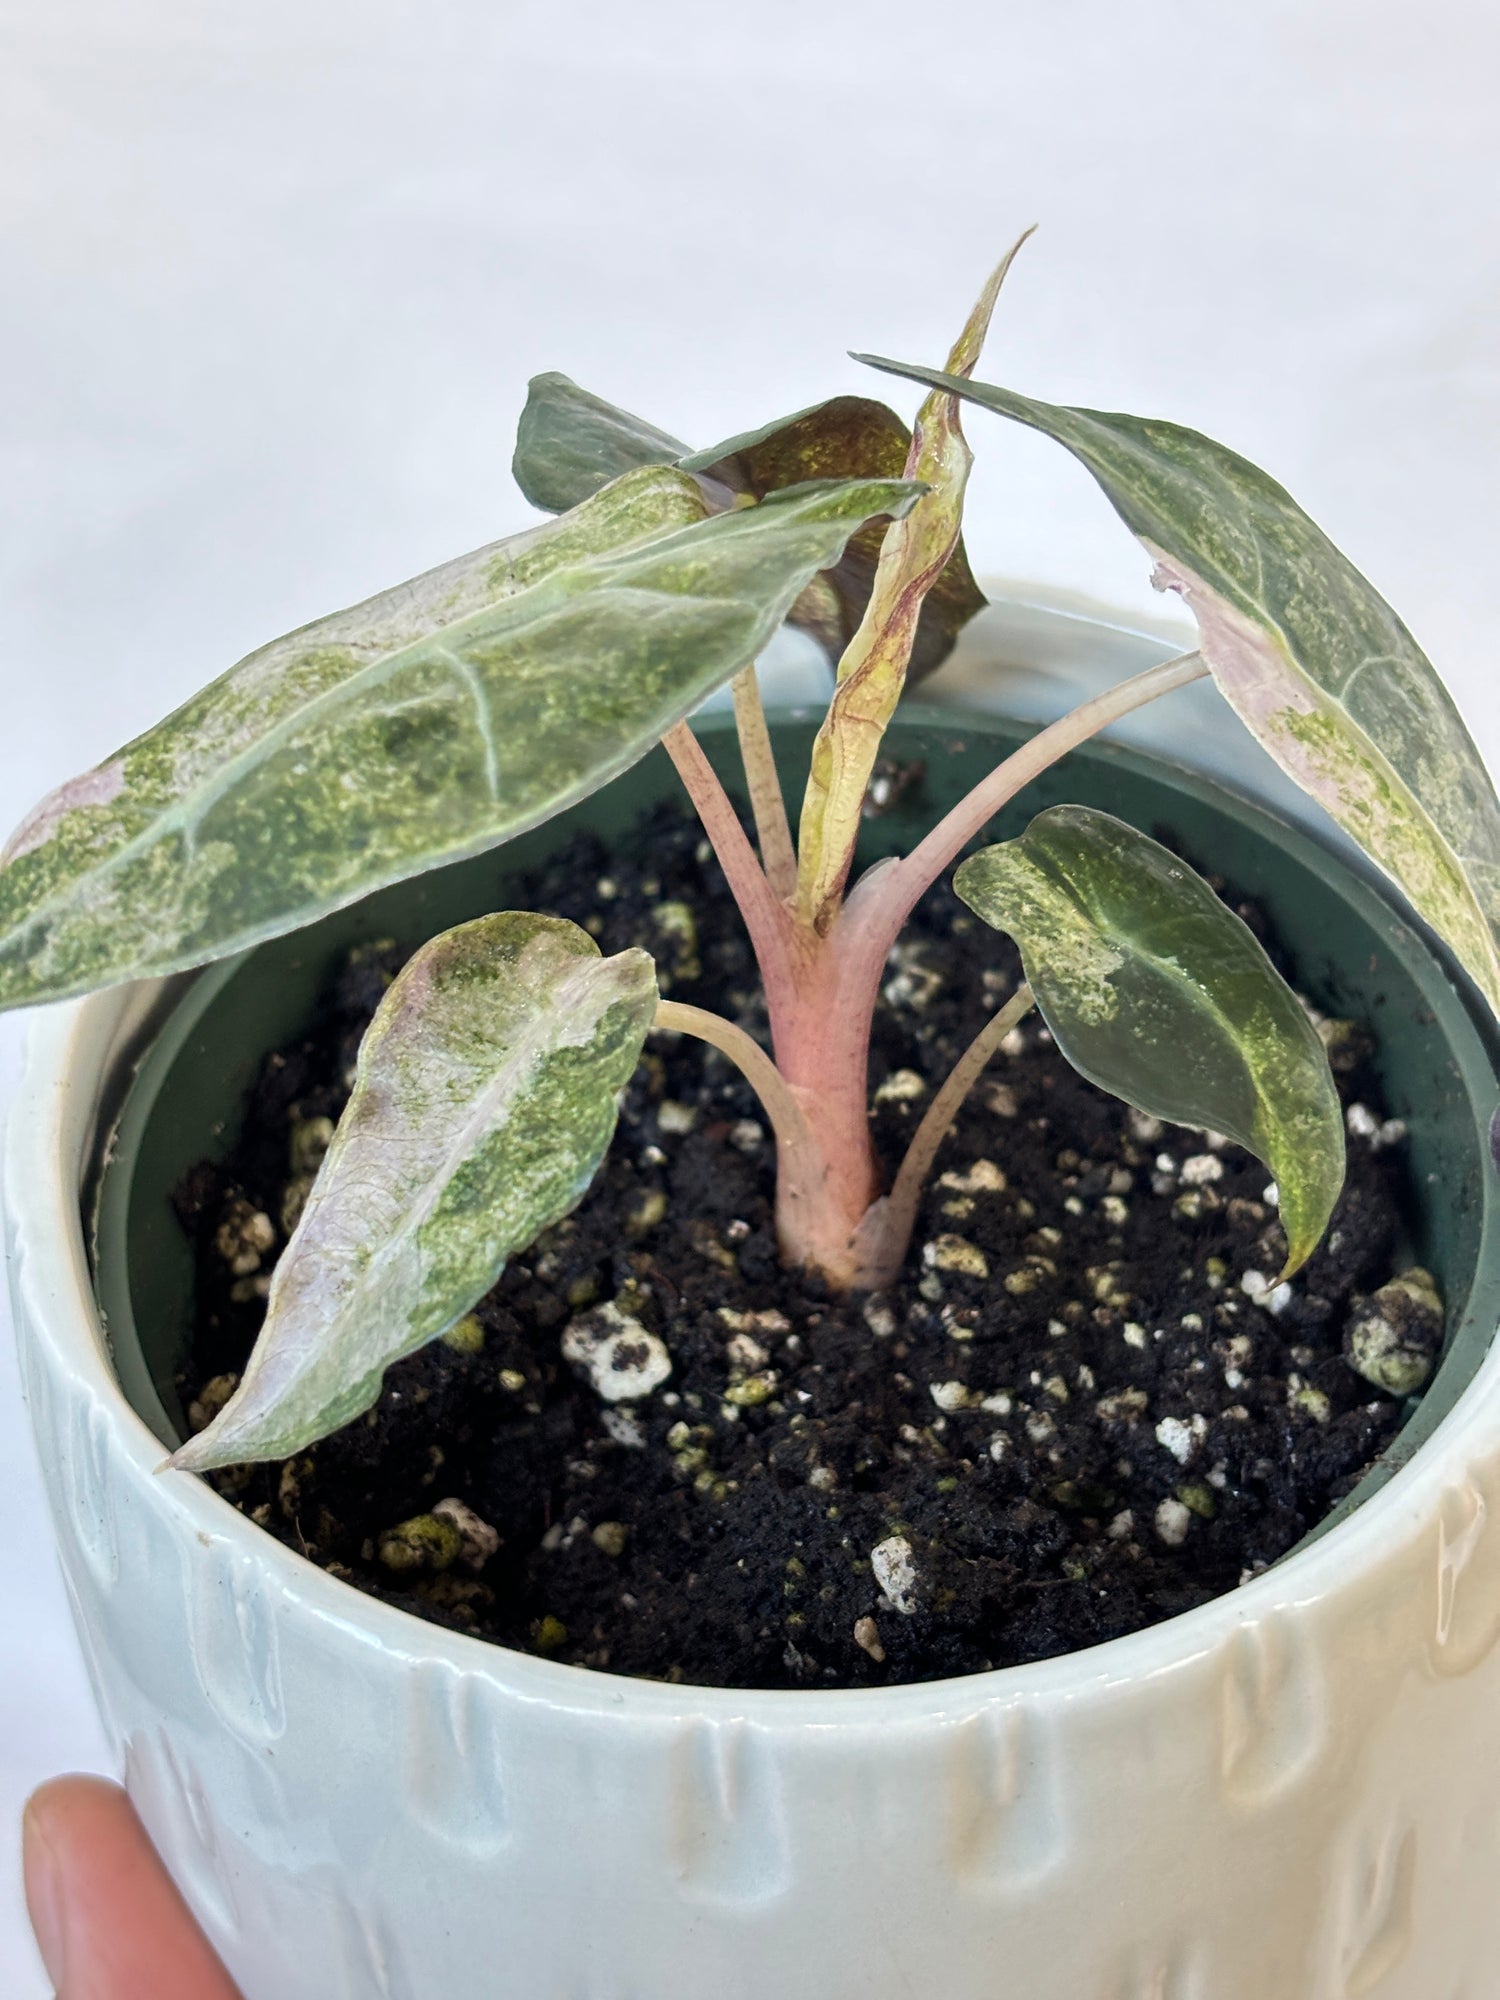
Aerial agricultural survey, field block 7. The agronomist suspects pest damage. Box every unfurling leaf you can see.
[955,806,1344,1274]
[512,373,985,679]
[798,236,1032,925]
[855,355,1500,1015]
[172,915,658,1470]
[0,470,918,1009]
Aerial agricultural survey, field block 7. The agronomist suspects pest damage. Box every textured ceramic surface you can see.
[11,603,1500,1997]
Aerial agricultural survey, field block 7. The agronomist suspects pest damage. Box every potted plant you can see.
[7,241,1500,1997]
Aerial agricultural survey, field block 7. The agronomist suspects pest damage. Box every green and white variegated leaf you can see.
[512,372,985,679]
[855,353,1500,1015]
[172,913,658,1471]
[0,468,918,1009]
[955,805,1345,1275]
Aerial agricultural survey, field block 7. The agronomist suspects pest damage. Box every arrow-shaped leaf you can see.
[0,467,918,1009]
[512,372,985,679]
[856,352,1500,1015]
[955,805,1345,1274]
[172,913,658,1470]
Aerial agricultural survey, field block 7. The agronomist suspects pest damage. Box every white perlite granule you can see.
[870,1535,919,1615]
[561,1302,673,1403]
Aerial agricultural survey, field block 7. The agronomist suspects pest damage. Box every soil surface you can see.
[176,798,1427,1688]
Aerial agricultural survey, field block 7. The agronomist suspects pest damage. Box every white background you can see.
[4,2,1500,1988]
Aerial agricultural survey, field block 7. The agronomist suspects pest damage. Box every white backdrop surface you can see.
[3,2,1500,1988]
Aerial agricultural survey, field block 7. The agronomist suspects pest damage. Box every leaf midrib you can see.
[1,505,738,951]
[1045,856,1291,1159]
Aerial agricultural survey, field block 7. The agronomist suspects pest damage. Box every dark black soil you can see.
[175,799,1423,1689]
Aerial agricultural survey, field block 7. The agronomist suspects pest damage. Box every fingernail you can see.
[22,1799,67,1986]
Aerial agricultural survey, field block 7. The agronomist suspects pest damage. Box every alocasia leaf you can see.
[694,395,986,678]
[511,371,690,514]
[511,372,985,678]
[172,913,658,1470]
[856,353,1500,1015]
[0,467,918,1009]
[955,805,1345,1275]
[797,237,1030,925]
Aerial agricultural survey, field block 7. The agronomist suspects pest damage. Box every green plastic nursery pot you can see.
[94,705,1500,1512]
[13,690,1500,2000]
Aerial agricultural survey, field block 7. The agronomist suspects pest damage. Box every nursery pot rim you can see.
[9,702,1500,1723]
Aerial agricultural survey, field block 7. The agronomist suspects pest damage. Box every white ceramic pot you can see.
[10,600,1500,2000]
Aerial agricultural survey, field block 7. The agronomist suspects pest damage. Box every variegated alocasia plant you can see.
[4,235,1495,1471]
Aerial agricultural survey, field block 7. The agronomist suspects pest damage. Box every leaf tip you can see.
[2,759,127,866]
[946,225,1038,380]
[166,1423,246,1475]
